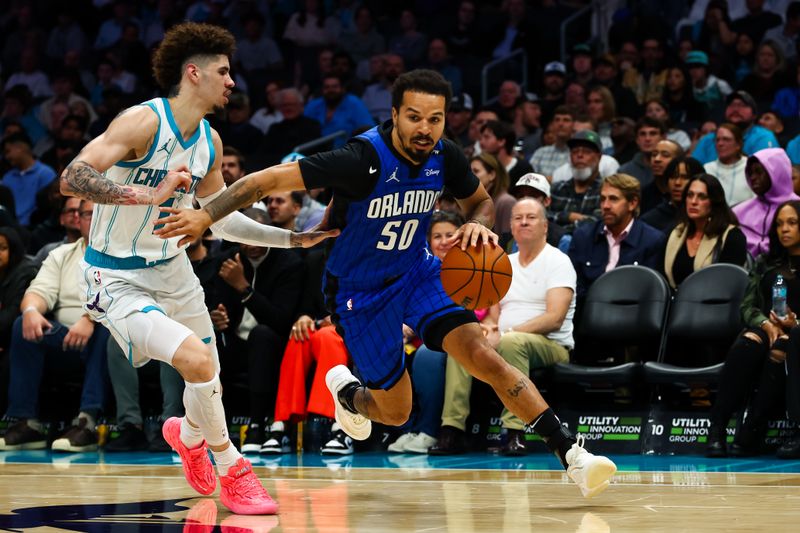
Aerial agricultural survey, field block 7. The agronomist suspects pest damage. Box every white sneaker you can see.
[404,432,437,454]
[565,435,617,498]
[387,432,418,453]
[321,424,354,455]
[325,365,372,441]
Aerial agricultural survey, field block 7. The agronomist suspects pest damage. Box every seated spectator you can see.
[488,80,522,124]
[1,133,57,226]
[738,41,789,110]
[478,120,533,184]
[642,156,705,234]
[104,338,184,452]
[425,39,463,96]
[234,12,284,96]
[445,93,473,149]
[304,74,374,148]
[757,110,790,148]
[568,173,665,300]
[619,117,667,189]
[509,173,569,253]
[539,62,567,124]
[484,198,575,455]
[585,86,615,154]
[664,174,748,289]
[686,50,731,116]
[31,196,82,264]
[0,227,37,381]
[212,91,262,159]
[37,69,97,133]
[362,54,405,124]
[513,92,543,161]
[254,88,322,167]
[249,81,283,135]
[389,9,427,69]
[529,106,574,178]
[663,66,707,127]
[549,130,604,234]
[470,152,516,244]
[339,6,385,70]
[550,115,620,183]
[216,209,305,454]
[772,64,800,120]
[39,114,90,175]
[0,201,110,452]
[708,200,800,459]
[610,117,637,166]
[763,2,800,64]
[0,85,47,149]
[703,123,752,206]
[644,99,692,151]
[734,148,799,258]
[6,48,52,100]
[692,91,778,164]
[259,248,351,456]
[641,139,683,214]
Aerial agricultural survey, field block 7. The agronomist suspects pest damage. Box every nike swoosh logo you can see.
[369,166,377,174]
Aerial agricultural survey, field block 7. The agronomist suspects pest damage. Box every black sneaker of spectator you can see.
[242,423,265,454]
[147,428,172,453]
[321,427,354,455]
[105,424,148,452]
[51,418,98,452]
[260,424,291,455]
[0,419,47,451]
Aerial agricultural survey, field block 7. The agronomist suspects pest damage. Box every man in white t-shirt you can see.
[482,198,575,455]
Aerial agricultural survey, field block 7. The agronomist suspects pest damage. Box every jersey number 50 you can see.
[376,220,419,251]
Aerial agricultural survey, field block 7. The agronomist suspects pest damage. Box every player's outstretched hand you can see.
[290,228,340,248]
[448,221,499,251]
[154,207,213,246]
[153,166,193,205]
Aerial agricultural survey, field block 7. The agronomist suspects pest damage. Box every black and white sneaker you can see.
[321,424,354,455]
[241,423,265,454]
[260,421,291,454]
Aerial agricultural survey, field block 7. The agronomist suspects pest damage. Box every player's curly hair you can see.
[391,69,452,111]
[151,22,236,94]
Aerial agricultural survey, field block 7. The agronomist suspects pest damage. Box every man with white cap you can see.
[510,172,568,252]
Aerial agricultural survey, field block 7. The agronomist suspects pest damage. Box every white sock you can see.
[269,421,285,433]
[78,412,96,431]
[212,443,242,476]
[180,416,204,449]
[184,374,229,447]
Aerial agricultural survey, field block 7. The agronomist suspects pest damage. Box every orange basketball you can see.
[440,243,513,310]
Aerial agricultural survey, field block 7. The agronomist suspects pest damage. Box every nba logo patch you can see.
[93,271,102,285]
[346,298,353,311]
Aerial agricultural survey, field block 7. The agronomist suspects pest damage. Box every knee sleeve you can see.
[127,311,193,363]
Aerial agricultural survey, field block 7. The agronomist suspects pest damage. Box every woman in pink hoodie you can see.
[733,148,800,258]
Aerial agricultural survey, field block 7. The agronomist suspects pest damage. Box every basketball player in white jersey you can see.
[59,22,337,515]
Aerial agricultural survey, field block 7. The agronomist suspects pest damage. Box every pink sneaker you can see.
[162,417,216,496]
[220,458,279,515]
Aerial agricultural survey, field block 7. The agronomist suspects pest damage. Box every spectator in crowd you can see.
[643,156,705,234]
[592,53,640,121]
[0,201,110,452]
[442,0,483,61]
[445,93,473,149]
[234,12,283,100]
[39,114,90,175]
[470,152,516,244]
[267,192,303,231]
[30,196,81,265]
[249,81,283,135]
[478,120,533,184]
[485,198,575,455]
[707,200,800,459]
[732,31,757,84]
[108,22,150,85]
[585,86,615,153]
[686,50,732,116]
[641,139,684,214]
[509,173,569,253]
[425,38,463,96]
[255,88,321,167]
[564,80,587,115]
[221,146,246,188]
[94,0,140,51]
[549,130,604,234]
[489,0,535,62]
[568,173,665,299]
[0,227,37,367]
[540,62,567,123]
[551,114,620,184]
[692,1,737,67]
[283,0,339,87]
[37,70,97,133]
[339,6,385,69]
[624,37,668,105]
[389,9,427,69]
[730,0,782,44]
[513,92,543,160]
[490,80,522,124]
[215,209,305,453]
[569,44,594,88]
[1,133,56,226]
[466,108,499,157]
[644,99,692,151]
[764,2,800,64]
[362,54,405,124]
[758,111,789,148]
[704,123,752,206]
[212,91,262,158]
[772,64,800,120]
[530,106,573,178]
[45,10,87,64]
[663,174,748,289]
[6,49,52,100]
[1,85,47,145]
[663,66,707,127]
[734,148,799,258]
[692,91,778,164]
[304,74,374,148]
[739,41,789,109]
[388,211,464,454]
[619,117,666,189]
[610,117,638,166]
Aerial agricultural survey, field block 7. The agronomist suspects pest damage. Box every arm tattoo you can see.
[507,379,527,398]
[289,233,302,248]
[62,160,153,205]
[204,178,264,223]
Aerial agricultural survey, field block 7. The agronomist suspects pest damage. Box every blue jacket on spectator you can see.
[568,218,666,299]
[692,125,778,164]
[786,135,800,164]
[304,94,375,148]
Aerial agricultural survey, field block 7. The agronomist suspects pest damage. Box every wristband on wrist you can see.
[241,285,254,303]
[22,306,38,315]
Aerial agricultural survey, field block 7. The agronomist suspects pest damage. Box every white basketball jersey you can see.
[88,98,213,264]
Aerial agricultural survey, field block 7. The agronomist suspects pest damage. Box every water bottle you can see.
[772,274,788,318]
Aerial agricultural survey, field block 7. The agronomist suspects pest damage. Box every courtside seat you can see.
[643,263,748,386]
[554,266,671,388]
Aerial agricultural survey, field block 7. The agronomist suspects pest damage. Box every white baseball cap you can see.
[514,173,550,198]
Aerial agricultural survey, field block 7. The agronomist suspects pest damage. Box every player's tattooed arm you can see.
[61,160,193,206]
[203,177,264,223]
[507,379,528,398]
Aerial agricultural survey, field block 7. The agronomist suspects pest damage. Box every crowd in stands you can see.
[2,0,800,459]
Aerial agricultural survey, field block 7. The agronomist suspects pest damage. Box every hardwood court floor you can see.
[1,452,799,532]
